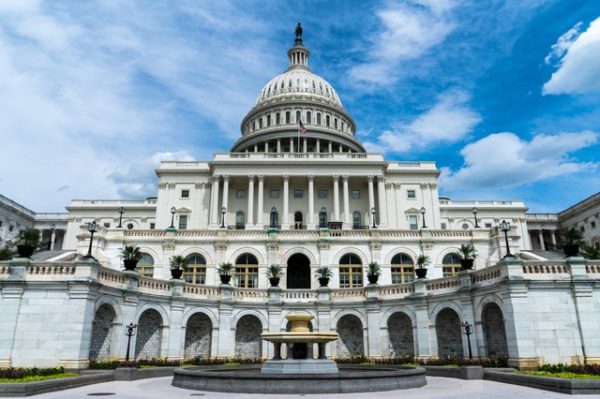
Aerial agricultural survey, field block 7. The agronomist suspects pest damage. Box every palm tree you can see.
[581,243,600,260]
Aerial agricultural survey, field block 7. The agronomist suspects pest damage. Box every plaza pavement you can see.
[11,376,600,398]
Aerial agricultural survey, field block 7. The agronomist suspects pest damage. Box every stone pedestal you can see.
[261,359,339,374]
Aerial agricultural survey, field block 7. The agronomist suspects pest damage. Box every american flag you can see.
[298,120,307,133]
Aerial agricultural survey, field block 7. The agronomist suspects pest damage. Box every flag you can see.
[298,120,307,133]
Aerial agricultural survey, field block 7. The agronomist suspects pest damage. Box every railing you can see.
[330,288,366,301]
[26,263,77,276]
[97,267,126,285]
[213,152,385,162]
[232,288,269,301]
[471,264,505,286]
[282,289,317,301]
[586,261,600,275]
[426,276,461,292]
[521,261,569,275]
[378,284,414,298]
[183,284,220,298]
[137,277,171,292]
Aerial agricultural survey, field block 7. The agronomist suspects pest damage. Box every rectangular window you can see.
[236,189,246,199]
[580,226,585,232]
[592,221,597,229]
[294,189,303,198]
[276,113,280,124]
[103,222,111,228]
[285,111,290,124]
[443,265,461,277]
[181,189,190,198]
[351,190,360,199]
[183,266,206,284]
[9,225,14,232]
[339,266,363,288]
[485,223,492,228]
[409,215,418,230]
[441,223,447,230]
[235,267,258,288]
[318,190,327,198]
[267,115,271,127]
[407,190,416,199]
[149,222,155,229]
[178,215,188,230]
[270,189,279,199]
[391,267,414,284]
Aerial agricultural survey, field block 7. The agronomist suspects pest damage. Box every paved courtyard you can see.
[15,376,600,398]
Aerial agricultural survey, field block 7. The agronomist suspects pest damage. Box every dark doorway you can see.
[286,253,311,289]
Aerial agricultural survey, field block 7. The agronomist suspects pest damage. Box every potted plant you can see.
[366,262,381,284]
[169,255,186,279]
[415,254,430,279]
[218,262,234,285]
[315,266,333,287]
[559,227,583,257]
[459,244,477,270]
[120,245,142,271]
[581,243,600,260]
[0,246,13,261]
[15,229,40,258]
[266,264,284,287]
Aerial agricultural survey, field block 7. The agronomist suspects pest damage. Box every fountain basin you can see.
[172,365,427,393]
[261,332,339,344]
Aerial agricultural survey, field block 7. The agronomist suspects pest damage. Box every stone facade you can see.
[234,315,262,358]
[435,308,464,358]
[387,312,414,357]
[336,315,363,357]
[89,304,116,361]
[482,303,509,358]
[135,309,162,359]
[184,313,212,360]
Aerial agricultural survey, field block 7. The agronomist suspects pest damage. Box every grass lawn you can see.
[519,371,600,379]
[0,373,78,383]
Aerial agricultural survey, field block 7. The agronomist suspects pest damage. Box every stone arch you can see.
[387,312,414,357]
[89,303,117,361]
[286,253,311,289]
[435,247,461,265]
[93,297,122,324]
[283,247,318,265]
[481,303,508,359]
[134,304,169,326]
[231,309,268,328]
[330,248,369,266]
[180,247,214,265]
[435,308,463,358]
[182,307,218,328]
[135,309,163,359]
[234,315,263,358]
[332,309,367,328]
[229,247,266,266]
[383,248,418,265]
[184,312,213,360]
[336,314,364,357]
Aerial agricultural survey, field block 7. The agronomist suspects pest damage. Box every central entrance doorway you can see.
[286,253,311,289]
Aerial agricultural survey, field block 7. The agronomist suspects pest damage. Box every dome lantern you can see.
[288,23,310,70]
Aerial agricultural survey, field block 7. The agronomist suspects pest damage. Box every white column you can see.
[342,175,350,227]
[303,138,307,153]
[282,175,290,229]
[367,176,375,227]
[277,139,281,153]
[333,175,340,222]
[328,141,332,153]
[221,175,229,227]
[377,176,387,228]
[316,139,320,153]
[265,142,269,153]
[210,176,220,226]
[308,175,315,229]
[538,230,546,251]
[551,230,557,247]
[257,175,264,228]
[290,139,294,153]
[247,175,255,227]
[50,229,56,250]
[254,144,258,152]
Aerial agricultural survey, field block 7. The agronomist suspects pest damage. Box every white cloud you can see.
[364,89,481,153]
[441,131,598,190]
[543,18,600,95]
[109,151,195,199]
[348,0,456,85]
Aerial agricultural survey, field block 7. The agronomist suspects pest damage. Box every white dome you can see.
[256,68,343,108]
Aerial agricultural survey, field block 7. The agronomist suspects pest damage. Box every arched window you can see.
[252,120,256,131]
[285,111,291,124]
[294,211,303,230]
[391,254,414,284]
[339,253,363,288]
[270,207,279,228]
[352,211,362,229]
[442,253,461,277]
[319,207,327,228]
[306,111,312,124]
[184,254,207,284]
[266,115,271,127]
[276,112,280,125]
[317,113,321,125]
[137,253,154,278]
[259,117,263,129]
[326,115,330,127]
[235,211,245,230]
[235,254,259,288]
[296,111,301,123]
[334,118,338,129]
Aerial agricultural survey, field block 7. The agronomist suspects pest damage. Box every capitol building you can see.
[1,26,599,370]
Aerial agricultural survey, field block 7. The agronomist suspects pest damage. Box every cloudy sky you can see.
[1,0,599,213]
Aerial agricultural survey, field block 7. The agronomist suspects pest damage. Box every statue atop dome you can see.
[294,22,303,45]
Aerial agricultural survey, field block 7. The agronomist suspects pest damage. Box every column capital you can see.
[222,175,230,182]
[342,175,349,182]
[283,175,290,182]
[332,175,339,182]
[248,175,255,181]
[307,175,315,181]
[258,175,265,182]
[367,175,374,182]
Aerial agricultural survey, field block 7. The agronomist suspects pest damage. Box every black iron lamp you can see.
[420,207,427,229]
[118,206,125,228]
[83,221,98,259]
[500,220,512,258]
[170,207,177,229]
[370,207,376,229]
[472,207,479,228]
[124,323,138,363]
[221,206,227,229]
[463,321,473,360]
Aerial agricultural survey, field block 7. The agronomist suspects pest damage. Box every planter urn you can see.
[123,259,138,271]
[460,259,474,270]
[318,277,330,287]
[220,274,232,285]
[367,275,379,284]
[170,268,184,279]
[415,268,428,279]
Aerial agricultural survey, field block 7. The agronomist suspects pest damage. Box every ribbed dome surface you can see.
[256,68,343,108]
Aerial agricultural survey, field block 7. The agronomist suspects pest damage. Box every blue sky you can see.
[0,0,599,213]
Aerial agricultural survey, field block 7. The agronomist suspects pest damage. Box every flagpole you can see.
[297,122,300,153]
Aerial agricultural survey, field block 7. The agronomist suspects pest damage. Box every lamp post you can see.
[500,220,512,258]
[221,206,227,229]
[124,323,137,363]
[472,207,479,228]
[169,207,176,229]
[420,207,427,229]
[118,206,125,228]
[370,207,377,229]
[83,221,98,260]
[463,321,473,360]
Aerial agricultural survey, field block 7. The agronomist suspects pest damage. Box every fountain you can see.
[172,311,427,393]
[261,312,339,374]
